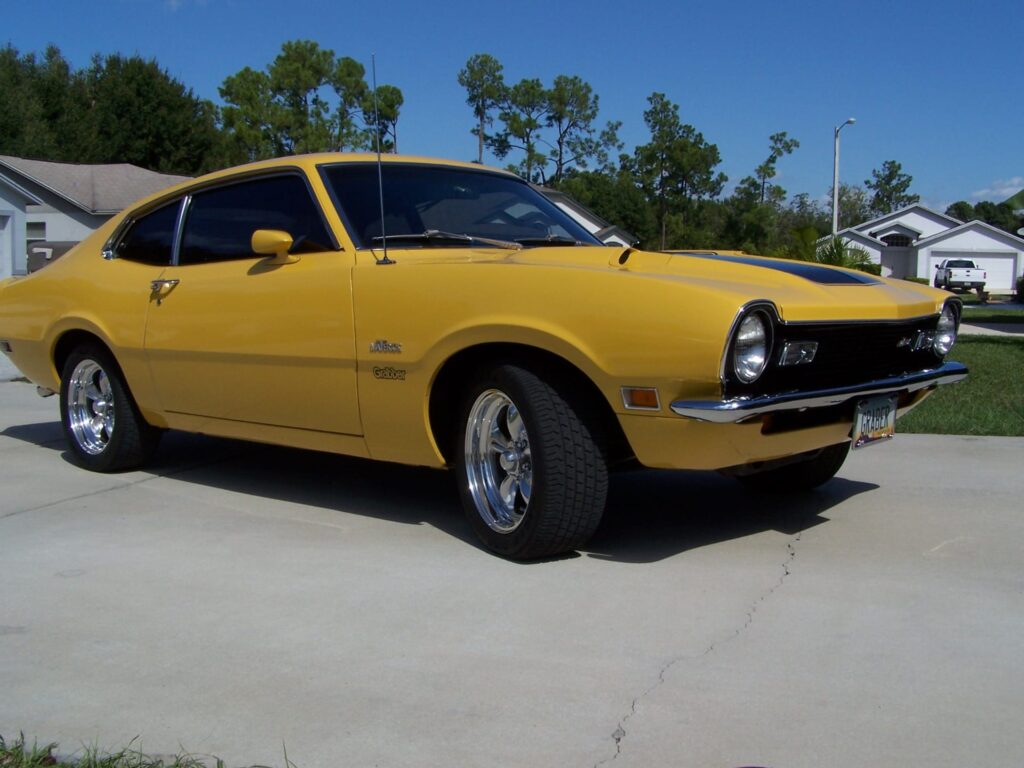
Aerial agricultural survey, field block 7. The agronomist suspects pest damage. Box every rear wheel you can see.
[456,364,608,559]
[736,442,850,492]
[60,344,160,472]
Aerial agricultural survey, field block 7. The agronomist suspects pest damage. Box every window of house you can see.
[26,222,46,254]
[178,175,333,266]
[881,234,912,247]
[115,202,180,265]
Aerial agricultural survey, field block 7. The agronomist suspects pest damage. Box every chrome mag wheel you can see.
[455,364,608,559]
[66,358,115,455]
[464,388,533,533]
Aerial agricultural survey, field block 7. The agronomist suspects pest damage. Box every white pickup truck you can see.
[934,259,986,292]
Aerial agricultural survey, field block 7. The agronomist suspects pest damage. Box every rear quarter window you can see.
[115,202,180,265]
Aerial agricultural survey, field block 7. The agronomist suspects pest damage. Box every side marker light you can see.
[621,387,661,411]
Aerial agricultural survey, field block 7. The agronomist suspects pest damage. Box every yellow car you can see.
[0,154,967,558]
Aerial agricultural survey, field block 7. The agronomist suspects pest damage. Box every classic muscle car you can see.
[0,154,967,558]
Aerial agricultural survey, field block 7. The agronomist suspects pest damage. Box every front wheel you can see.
[455,365,608,559]
[736,442,850,492]
[60,344,161,472]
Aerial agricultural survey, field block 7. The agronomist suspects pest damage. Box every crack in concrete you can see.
[0,450,252,521]
[595,532,802,767]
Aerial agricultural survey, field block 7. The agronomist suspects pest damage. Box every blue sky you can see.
[5,0,1022,210]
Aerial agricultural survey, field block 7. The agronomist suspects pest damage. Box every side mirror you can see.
[251,229,299,264]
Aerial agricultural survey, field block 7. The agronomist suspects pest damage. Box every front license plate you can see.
[852,394,897,449]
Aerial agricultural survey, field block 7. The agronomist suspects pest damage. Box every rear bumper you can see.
[670,361,968,424]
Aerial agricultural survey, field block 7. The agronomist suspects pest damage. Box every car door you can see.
[95,199,182,410]
[143,172,361,435]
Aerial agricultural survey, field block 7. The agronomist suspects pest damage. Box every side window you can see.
[179,175,333,266]
[115,202,179,265]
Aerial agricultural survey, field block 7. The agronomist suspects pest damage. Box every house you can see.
[0,168,40,280]
[836,204,1024,293]
[0,156,189,279]
[535,186,638,246]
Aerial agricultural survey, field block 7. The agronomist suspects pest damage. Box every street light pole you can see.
[832,117,856,235]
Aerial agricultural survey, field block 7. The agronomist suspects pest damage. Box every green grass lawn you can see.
[958,293,1021,306]
[961,308,1024,324]
[898,337,1024,436]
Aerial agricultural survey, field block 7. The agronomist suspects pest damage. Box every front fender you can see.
[352,260,738,466]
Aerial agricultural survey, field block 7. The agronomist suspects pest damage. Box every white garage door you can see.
[928,252,1019,292]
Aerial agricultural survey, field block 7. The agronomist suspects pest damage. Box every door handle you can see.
[150,279,180,304]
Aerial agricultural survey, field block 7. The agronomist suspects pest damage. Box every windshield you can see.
[319,162,603,249]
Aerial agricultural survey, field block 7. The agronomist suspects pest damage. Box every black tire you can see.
[455,364,608,559]
[59,344,161,472]
[737,442,850,492]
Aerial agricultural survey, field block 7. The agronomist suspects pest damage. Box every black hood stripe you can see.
[680,252,880,285]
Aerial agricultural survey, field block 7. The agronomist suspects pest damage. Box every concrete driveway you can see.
[1,379,1022,767]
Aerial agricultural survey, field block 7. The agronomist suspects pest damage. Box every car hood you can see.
[503,246,947,322]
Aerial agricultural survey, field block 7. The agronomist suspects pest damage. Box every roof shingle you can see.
[0,155,190,214]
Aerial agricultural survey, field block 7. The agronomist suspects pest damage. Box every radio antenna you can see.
[371,54,394,265]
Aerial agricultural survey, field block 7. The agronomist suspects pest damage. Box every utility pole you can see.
[832,117,856,235]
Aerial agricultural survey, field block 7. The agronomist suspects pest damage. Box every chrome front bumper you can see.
[670,362,968,423]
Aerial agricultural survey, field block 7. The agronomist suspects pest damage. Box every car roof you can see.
[125,153,519,215]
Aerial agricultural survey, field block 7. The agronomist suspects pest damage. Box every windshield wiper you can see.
[371,229,521,250]
[514,235,585,247]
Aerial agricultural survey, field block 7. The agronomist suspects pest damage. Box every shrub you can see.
[813,236,877,274]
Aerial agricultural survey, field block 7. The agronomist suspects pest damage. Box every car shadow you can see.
[2,422,876,564]
[2,420,65,448]
[586,468,874,563]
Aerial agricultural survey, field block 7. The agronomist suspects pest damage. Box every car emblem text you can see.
[369,339,402,354]
[373,366,406,381]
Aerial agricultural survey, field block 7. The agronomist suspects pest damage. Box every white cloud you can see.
[165,0,210,9]
[921,199,952,214]
[971,177,1024,201]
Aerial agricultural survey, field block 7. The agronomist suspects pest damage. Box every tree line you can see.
[2,43,1020,255]
[0,41,403,174]
[0,44,220,174]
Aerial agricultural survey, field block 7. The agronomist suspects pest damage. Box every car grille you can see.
[724,315,944,399]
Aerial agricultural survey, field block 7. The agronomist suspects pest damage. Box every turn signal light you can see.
[621,387,661,411]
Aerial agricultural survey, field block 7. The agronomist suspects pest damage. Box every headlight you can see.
[733,311,771,383]
[934,303,958,356]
